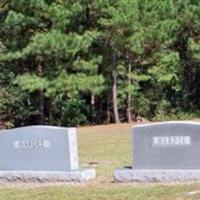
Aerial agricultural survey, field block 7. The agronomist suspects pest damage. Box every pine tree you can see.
[0,0,104,126]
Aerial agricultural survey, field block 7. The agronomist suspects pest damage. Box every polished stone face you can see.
[0,126,79,171]
[132,121,200,169]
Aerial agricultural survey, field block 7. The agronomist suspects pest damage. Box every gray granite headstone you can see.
[114,121,200,182]
[133,121,200,169]
[0,126,95,183]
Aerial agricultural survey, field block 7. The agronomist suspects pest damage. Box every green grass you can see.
[2,184,200,200]
[1,123,200,200]
[78,123,132,177]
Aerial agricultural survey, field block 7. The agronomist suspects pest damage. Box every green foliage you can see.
[154,108,199,121]
[149,51,181,89]
[188,38,200,59]
[1,30,99,61]
[47,73,105,96]
[0,0,200,127]
[51,96,90,126]
[16,74,49,92]
[132,93,151,117]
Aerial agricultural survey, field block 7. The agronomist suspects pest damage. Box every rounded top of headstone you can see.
[0,125,76,134]
[132,121,200,129]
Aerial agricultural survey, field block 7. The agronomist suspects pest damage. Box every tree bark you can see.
[91,93,95,124]
[126,59,132,122]
[39,89,45,124]
[112,50,120,123]
[37,62,45,124]
[106,104,111,124]
[86,4,90,28]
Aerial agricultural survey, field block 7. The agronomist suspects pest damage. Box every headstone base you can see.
[114,168,200,182]
[0,168,95,183]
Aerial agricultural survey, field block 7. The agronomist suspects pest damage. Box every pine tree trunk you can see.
[91,94,95,124]
[39,90,45,124]
[86,4,90,28]
[126,61,132,122]
[112,50,120,123]
[37,63,45,124]
[106,105,111,124]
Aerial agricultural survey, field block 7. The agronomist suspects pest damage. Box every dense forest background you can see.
[0,0,199,128]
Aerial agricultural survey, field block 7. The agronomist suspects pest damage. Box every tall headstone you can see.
[114,121,200,182]
[0,126,95,183]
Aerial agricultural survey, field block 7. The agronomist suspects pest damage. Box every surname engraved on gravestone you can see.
[0,126,79,171]
[13,140,51,149]
[153,136,191,146]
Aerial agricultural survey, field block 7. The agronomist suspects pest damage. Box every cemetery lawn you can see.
[1,123,200,200]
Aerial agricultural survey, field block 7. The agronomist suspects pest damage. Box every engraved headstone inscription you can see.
[114,121,200,182]
[0,126,95,183]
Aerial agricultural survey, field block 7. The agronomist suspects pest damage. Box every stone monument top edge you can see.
[0,125,76,134]
[132,120,200,129]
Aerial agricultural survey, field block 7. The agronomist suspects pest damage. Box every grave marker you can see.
[114,121,200,182]
[0,126,95,183]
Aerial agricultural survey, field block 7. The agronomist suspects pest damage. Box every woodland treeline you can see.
[0,0,200,128]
